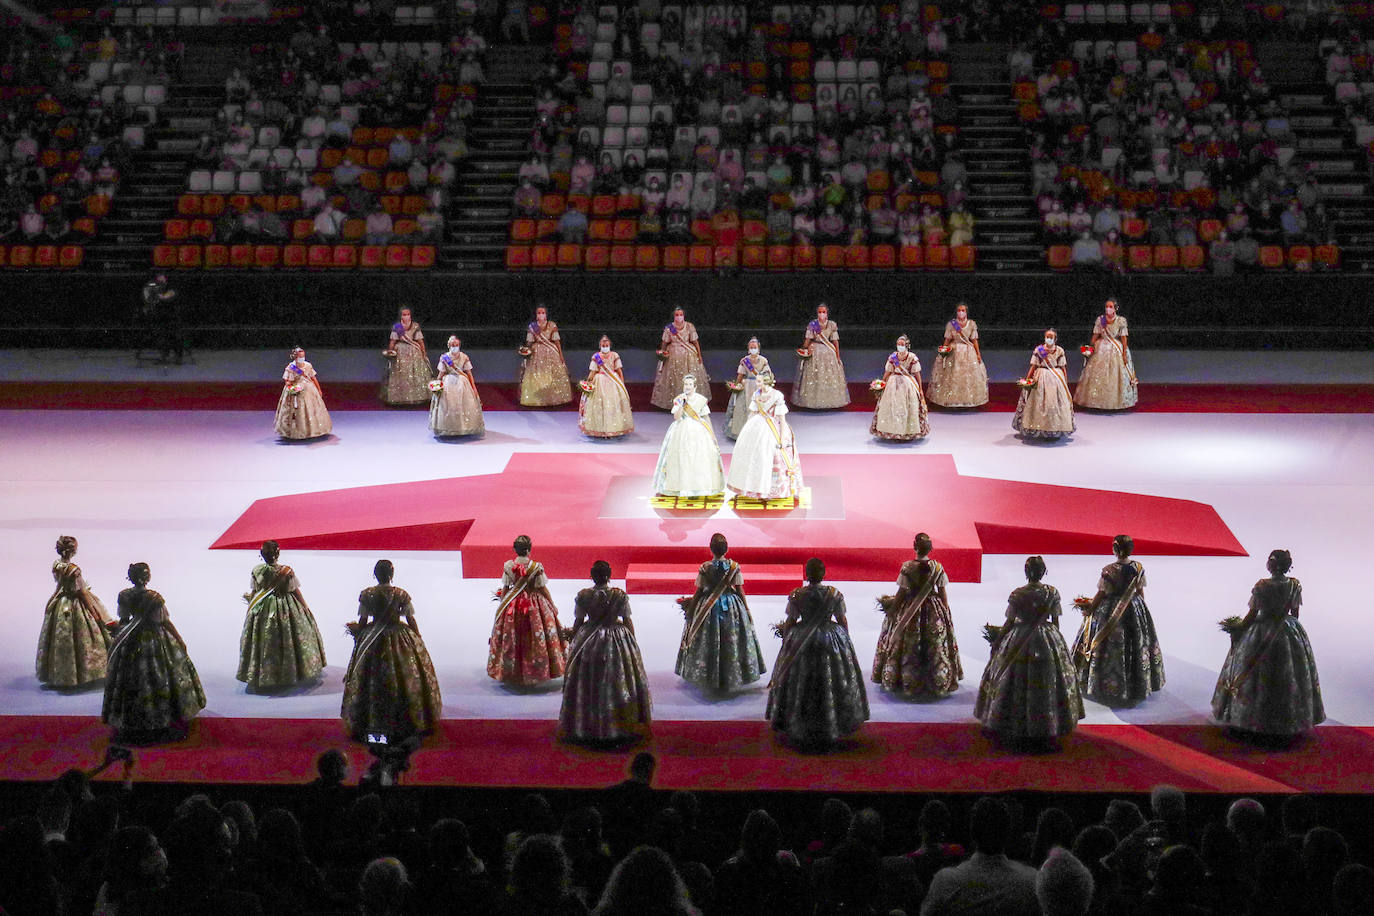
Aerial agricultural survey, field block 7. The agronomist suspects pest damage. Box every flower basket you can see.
[1016,377,1037,390]
[286,383,304,396]
[578,380,596,394]
[726,380,744,392]
[796,348,812,359]
[869,379,886,392]
[517,346,533,358]
[937,344,954,357]
[427,379,444,393]
[1079,345,1094,358]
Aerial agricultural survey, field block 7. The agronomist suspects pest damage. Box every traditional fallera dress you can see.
[675,558,767,690]
[793,318,850,409]
[726,386,803,499]
[519,319,574,406]
[1071,559,1165,706]
[766,583,870,745]
[926,317,989,408]
[381,320,432,405]
[653,390,726,497]
[872,558,963,697]
[487,557,568,686]
[236,562,327,691]
[975,582,1084,740]
[651,319,711,409]
[341,585,444,740]
[558,585,652,743]
[1211,576,1325,736]
[275,360,333,439]
[429,350,485,437]
[102,586,206,735]
[579,350,634,438]
[723,352,772,439]
[871,351,930,441]
[36,560,113,688]
[1074,314,1137,410]
[1013,344,1076,440]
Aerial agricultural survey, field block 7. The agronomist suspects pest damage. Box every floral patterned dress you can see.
[723,353,771,439]
[1211,577,1325,736]
[926,318,989,408]
[558,586,652,743]
[974,582,1084,740]
[341,585,444,740]
[872,558,963,697]
[236,562,327,690]
[36,560,113,688]
[102,586,206,734]
[871,351,930,441]
[579,350,634,438]
[381,320,433,405]
[1071,559,1165,706]
[487,558,569,686]
[1013,345,1076,439]
[519,320,574,407]
[429,351,485,437]
[1074,315,1137,410]
[675,559,767,690]
[793,319,850,409]
[275,361,332,439]
[651,320,711,409]
[766,584,870,745]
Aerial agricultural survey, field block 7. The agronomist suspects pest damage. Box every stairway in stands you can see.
[950,44,1041,271]
[440,45,537,271]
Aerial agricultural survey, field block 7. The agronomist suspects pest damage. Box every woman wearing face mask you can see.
[723,336,771,440]
[653,374,725,497]
[870,335,929,442]
[518,304,574,407]
[793,303,850,409]
[1012,330,1075,441]
[726,371,803,500]
[429,336,485,438]
[651,307,711,410]
[579,335,634,438]
[380,306,433,406]
[927,302,988,408]
[275,347,333,440]
[1074,298,1138,410]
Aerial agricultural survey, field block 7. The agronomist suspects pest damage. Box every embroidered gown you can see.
[558,585,652,743]
[793,319,850,409]
[872,558,963,697]
[1211,577,1324,736]
[871,351,930,441]
[767,584,870,745]
[1072,559,1165,706]
[675,559,767,690]
[975,582,1084,740]
[579,350,634,438]
[653,390,726,497]
[275,361,333,439]
[341,585,444,740]
[726,386,803,499]
[102,586,206,734]
[1074,315,1137,410]
[36,560,113,688]
[1013,345,1076,439]
[236,562,327,690]
[487,558,568,686]
[724,353,772,439]
[926,318,989,408]
[429,351,485,437]
[651,320,711,409]
[381,320,433,405]
[519,319,574,406]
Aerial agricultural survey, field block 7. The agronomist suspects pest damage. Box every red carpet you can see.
[211,453,1245,582]
[3,381,1372,413]
[2,715,1367,794]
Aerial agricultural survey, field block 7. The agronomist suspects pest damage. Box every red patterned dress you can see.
[487,557,569,686]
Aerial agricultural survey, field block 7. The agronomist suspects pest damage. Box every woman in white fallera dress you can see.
[429,336,485,437]
[723,337,771,440]
[726,372,804,500]
[653,374,725,497]
[275,348,333,440]
[870,335,930,441]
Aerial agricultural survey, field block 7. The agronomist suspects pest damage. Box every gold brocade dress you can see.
[926,318,989,408]
[558,586,652,743]
[237,562,327,690]
[793,319,850,409]
[274,362,333,439]
[429,351,485,437]
[519,320,574,406]
[102,586,206,734]
[870,351,930,441]
[341,585,444,740]
[36,560,113,688]
[651,320,711,409]
[579,351,634,438]
[724,353,771,440]
[1074,315,1138,410]
[381,321,433,405]
[1013,345,1076,440]
[872,558,963,697]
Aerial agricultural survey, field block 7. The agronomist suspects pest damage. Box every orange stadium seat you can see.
[584,245,610,270]
[254,245,282,268]
[609,245,636,270]
[588,220,614,243]
[164,219,189,241]
[177,245,201,269]
[34,245,58,268]
[952,245,976,271]
[177,194,201,216]
[925,244,950,270]
[1048,245,1072,271]
[870,245,896,270]
[661,245,688,270]
[792,244,818,270]
[201,195,226,217]
[1128,245,1153,270]
[766,244,792,270]
[332,245,357,268]
[1153,245,1179,270]
[58,245,83,269]
[741,245,766,270]
[1259,245,1284,269]
[511,219,537,242]
[230,244,254,267]
[385,245,411,268]
[844,245,870,270]
[204,244,229,268]
[556,243,582,269]
[9,245,34,268]
[1315,244,1340,269]
[1287,245,1313,271]
[635,245,660,270]
[714,245,739,269]
[152,244,176,268]
[282,244,308,268]
[820,245,845,270]
[410,246,435,269]
[531,244,557,269]
[899,245,924,270]
[357,245,383,268]
[1180,244,1205,271]
[506,245,531,269]
[688,245,714,270]
[307,244,331,268]
[1198,219,1222,243]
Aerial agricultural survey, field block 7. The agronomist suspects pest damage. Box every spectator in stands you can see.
[313,200,343,242]
[19,203,43,241]
[365,206,394,246]
[358,857,410,916]
[415,203,443,243]
[503,834,584,915]
[1070,229,1103,270]
[559,205,587,243]
[388,132,413,168]
[1036,848,1094,916]
[1281,200,1309,244]
[714,810,806,916]
[333,155,364,188]
[515,177,542,217]
[921,796,1038,916]
[948,203,974,247]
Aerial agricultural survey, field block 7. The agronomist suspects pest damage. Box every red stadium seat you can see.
[541,194,566,217]
[410,246,435,269]
[766,245,792,270]
[613,219,638,242]
[1121,217,1147,239]
[591,195,617,217]
[741,245,766,270]
[204,244,229,268]
[164,219,189,241]
[635,245,660,270]
[331,245,357,268]
[1128,245,1153,270]
[688,245,714,270]
[820,245,846,270]
[58,245,83,269]
[1259,245,1284,269]
[177,245,201,269]
[177,194,201,216]
[899,245,924,270]
[661,245,689,270]
[9,245,33,268]
[201,195,226,217]
[1287,245,1313,271]
[844,245,870,270]
[870,245,896,270]
[609,245,636,270]
[281,244,307,268]
[925,244,950,270]
[342,219,366,242]
[384,245,411,268]
[511,219,537,242]
[1315,244,1340,269]
[531,244,557,269]
[306,244,331,268]
[588,219,614,243]
[189,219,214,240]
[714,245,739,269]
[152,244,177,269]
[535,218,559,240]
[505,245,531,270]
[792,244,818,270]
[291,219,314,241]
[1153,245,1179,270]
[34,245,58,268]
[1048,244,1072,271]
[951,245,976,271]
[584,245,610,270]
[230,244,254,267]
[556,243,582,269]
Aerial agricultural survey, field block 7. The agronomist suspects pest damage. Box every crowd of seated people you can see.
[1018,16,1338,272]
[3,748,1373,916]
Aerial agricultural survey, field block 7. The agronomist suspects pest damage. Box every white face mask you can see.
[897,345,908,354]
[1105,308,1116,318]
[295,356,305,365]
[957,313,967,321]
[1045,337,1056,347]
[449,345,460,353]
[748,347,759,355]
[536,312,547,322]
[600,345,610,353]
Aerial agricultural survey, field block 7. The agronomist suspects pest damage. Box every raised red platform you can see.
[627,563,803,595]
[212,453,1245,582]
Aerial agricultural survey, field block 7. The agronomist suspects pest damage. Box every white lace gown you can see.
[652,391,726,497]
[726,387,804,499]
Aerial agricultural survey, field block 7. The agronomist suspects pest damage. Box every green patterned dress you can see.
[36,560,113,688]
[1072,560,1165,706]
[766,584,870,745]
[102,586,206,734]
[237,563,327,690]
[872,558,963,697]
[975,582,1084,740]
[558,586,652,744]
[341,585,443,741]
[675,559,767,690]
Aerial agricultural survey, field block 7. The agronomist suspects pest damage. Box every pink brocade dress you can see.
[487,559,569,686]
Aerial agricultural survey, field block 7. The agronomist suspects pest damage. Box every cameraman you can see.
[140,272,182,364]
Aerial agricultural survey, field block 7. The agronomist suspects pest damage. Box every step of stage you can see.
[627,563,803,596]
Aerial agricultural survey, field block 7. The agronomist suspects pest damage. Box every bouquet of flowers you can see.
[1016,377,1037,389]
[1079,345,1094,358]
[676,595,695,619]
[655,349,669,361]
[427,379,444,393]
[982,623,1004,644]
[517,346,532,358]
[286,382,304,396]
[1073,595,1094,615]
[795,348,812,359]
[875,594,898,615]
[579,380,596,394]
[869,379,886,392]
[770,620,788,639]
[726,380,744,392]
[1218,615,1247,645]
[345,620,364,638]
[382,349,398,358]
[937,344,954,357]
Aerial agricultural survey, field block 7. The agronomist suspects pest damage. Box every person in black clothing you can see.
[140,273,183,364]
[601,752,659,859]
